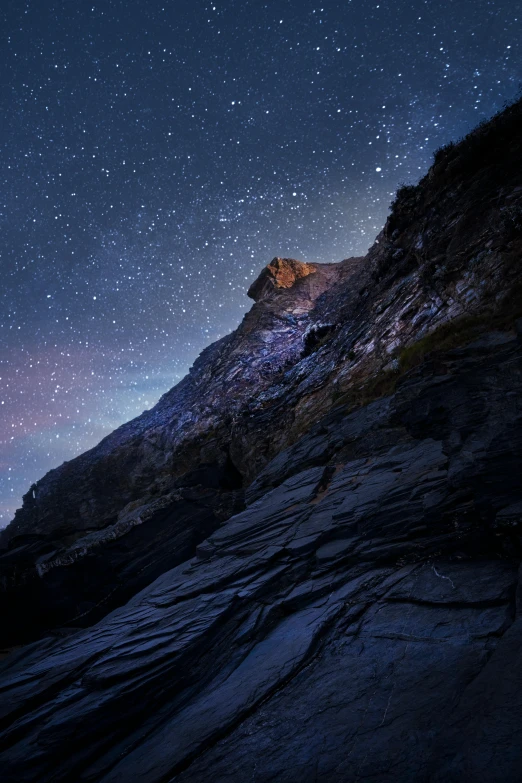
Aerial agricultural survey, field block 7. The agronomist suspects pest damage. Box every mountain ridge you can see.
[1,98,522,647]
[1,96,522,783]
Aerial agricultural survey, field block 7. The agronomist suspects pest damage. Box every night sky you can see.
[1,0,520,525]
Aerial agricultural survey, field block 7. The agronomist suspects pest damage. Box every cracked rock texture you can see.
[0,97,522,781]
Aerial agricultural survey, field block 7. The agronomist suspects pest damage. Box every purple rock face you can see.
[1,98,522,782]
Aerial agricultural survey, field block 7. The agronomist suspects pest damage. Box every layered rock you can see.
[1,330,522,782]
[1,100,522,647]
[0,96,522,782]
[0,256,355,643]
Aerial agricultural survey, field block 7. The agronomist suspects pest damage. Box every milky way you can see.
[1,0,520,524]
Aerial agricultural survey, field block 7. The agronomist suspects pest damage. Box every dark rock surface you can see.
[0,482,243,646]
[1,331,522,781]
[0,99,522,781]
[2,98,522,644]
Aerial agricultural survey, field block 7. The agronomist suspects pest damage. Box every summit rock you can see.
[248,257,324,302]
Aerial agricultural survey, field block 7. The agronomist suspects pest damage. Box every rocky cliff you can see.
[0,98,521,782]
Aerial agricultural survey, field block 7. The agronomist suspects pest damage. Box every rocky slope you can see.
[2,95,522,646]
[1,326,522,783]
[0,98,521,781]
[0,255,362,643]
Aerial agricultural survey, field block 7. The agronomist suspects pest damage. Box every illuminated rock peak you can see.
[247,257,316,301]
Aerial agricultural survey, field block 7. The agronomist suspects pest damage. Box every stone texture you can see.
[0,94,522,783]
[247,256,318,301]
[1,330,522,781]
[2,96,522,642]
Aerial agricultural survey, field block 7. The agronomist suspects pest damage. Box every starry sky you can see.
[1,0,520,525]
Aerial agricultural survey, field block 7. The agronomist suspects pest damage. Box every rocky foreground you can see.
[0,100,521,780]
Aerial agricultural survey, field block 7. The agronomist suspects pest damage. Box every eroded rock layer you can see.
[2,98,522,645]
[1,330,522,782]
[0,97,522,782]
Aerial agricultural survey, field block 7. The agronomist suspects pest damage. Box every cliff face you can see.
[0,99,522,782]
[2,330,521,783]
[0,255,361,642]
[4,256,354,543]
[3,101,522,644]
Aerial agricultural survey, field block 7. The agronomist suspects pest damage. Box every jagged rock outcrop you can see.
[0,255,360,644]
[247,256,318,301]
[1,102,522,645]
[0,97,522,782]
[1,329,522,782]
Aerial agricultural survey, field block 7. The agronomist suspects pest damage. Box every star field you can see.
[1,0,521,524]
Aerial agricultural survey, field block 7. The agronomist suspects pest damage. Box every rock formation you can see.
[0,97,522,781]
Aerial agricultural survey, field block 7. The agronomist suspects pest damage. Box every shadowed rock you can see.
[1,331,522,782]
[1,95,522,783]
